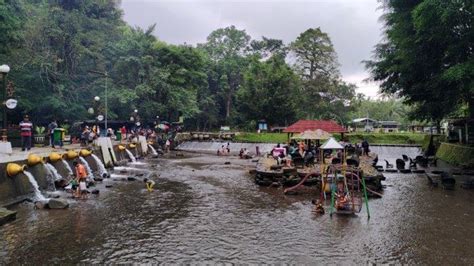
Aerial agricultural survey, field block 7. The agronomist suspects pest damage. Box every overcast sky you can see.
[120,0,385,98]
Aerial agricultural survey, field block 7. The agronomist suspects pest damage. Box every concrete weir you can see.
[0,138,156,226]
[176,141,277,156]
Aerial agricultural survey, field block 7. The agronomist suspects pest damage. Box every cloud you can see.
[121,0,384,97]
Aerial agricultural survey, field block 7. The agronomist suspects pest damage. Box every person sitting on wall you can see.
[239,148,244,159]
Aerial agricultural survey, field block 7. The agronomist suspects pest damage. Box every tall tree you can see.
[199,26,250,123]
[365,0,473,123]
[291,27,355,120]
[237,55,299,127]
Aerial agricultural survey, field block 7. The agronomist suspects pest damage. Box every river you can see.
[1,148,473,264]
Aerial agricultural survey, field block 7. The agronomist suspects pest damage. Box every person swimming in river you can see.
[144,178,155,192]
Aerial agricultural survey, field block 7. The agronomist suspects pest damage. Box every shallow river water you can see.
[1,148,474,264]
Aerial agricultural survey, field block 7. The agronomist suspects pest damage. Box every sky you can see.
[120,0,385,98]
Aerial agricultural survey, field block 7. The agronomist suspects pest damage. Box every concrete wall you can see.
[0,142,151,206]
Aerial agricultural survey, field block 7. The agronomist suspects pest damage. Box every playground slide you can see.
[284,172,318,194]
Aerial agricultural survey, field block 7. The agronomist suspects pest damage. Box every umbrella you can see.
[320,137,344,150]
[156,124,169,130]
[291,129,331,140]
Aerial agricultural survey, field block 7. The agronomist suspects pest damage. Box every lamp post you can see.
[89,70,108,132]
[0,64,11,142]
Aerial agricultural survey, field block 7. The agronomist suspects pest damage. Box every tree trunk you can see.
[225,95,231,119]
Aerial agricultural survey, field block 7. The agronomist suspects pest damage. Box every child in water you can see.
[143,178,155,192]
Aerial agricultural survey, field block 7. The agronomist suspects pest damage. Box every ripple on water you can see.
[2,151,474,264]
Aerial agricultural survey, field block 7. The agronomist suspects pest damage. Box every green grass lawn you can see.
[235,132,426,145]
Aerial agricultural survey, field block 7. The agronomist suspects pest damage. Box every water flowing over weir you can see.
[176,141,277,155]
[24,171,47,201]
[125,149,136,162]
[45,163,63,181]
[91,154,107,177]
[148,144,158,156]
[370,146,422,165]
[61,159,73,176]
[79,157,95,180]
[43,163,61,191]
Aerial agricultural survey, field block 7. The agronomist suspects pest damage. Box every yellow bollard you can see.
[79,149,92,157]
[49,152,62,163]
[6,163,27,177]
[63,150,78,160]
[27,154,45,166]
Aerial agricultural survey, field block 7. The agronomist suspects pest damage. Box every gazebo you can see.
[284,120,347,141]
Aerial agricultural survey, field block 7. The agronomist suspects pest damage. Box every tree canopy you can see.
[0,0,412,131]
[366,0,473,124]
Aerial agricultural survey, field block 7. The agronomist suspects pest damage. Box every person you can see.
[165,139,171,153]
[220,145,226,155]
[239,148,244,159]
[73,161,88,199]
[120,126,127,143]
[242,148,252,159]
[47,119,58,148]
[311,199,325,214]
[335,180,348,210]
[226,143,230,154]
[256,145,260,157]
[19,115,33,151]
[362,139,370,156]
[143,178,155,192]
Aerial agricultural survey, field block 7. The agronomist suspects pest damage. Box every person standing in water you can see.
[362,139,370,156]
[73,161,88,199]
[144,178,155,192]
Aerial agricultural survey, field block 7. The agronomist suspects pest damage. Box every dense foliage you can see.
[366,0,473,124]
[0,0,412,130]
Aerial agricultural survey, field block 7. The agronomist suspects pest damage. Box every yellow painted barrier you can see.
[6,163,27,177]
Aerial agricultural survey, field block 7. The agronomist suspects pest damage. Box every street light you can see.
[0,64,11,142]
[89,70,108,133]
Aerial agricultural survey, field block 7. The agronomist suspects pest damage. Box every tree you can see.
[290,28,355,121]
[237,55,299,127]
[366,0,474,122]
[199,26,250,123]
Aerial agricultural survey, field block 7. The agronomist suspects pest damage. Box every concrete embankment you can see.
[0,137,154,209]
[436,143,474,167]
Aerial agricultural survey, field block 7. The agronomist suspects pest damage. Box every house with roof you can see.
[283,120,347,140]
[351,118,377,132]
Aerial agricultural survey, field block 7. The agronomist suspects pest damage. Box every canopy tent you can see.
[320,137,344,150]
[291,129,331,140]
